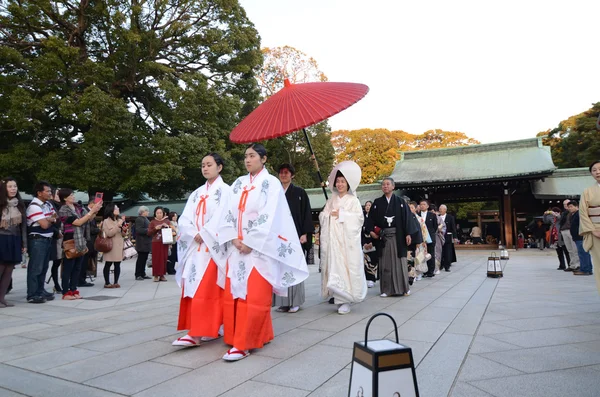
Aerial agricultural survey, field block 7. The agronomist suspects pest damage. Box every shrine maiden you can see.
[217,143,308,361]
[173,153,231,347]
[319,161,367,315]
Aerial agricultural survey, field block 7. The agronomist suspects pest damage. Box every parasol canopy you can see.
[229,79,369,143]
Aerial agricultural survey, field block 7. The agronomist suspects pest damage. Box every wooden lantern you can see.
[487,251,503,278]
[348,313,419,397]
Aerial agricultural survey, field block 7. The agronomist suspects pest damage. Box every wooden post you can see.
[503,193,514,248]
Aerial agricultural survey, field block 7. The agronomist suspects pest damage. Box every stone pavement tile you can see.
[468,335,521,354]
[0,322,53,338]
[43,340,174,382]
[306,368,350,397]
[253,328,334,360]
[299,312,367,333]
[94,314,179,335]
[271,315,314,336]
[479,344,600,373]
[446,303,488,336]
[589,365,600,372]
[487,327,600,348]
[469,367,600,397]
[416,333,472,397]
[0,335,35,349]
[277,304,332,320]
[457,354,524,382]
[254,344,352,391]
[152,339,227,368]
[0,363,122,397]
[492,314,599,332]
[481,311,517,323]
[430,297,471,309]
[0,330,113,362]
[393,339,433,366]
[413,306,461,323]
[449,381,496,397]
[355,309,415,328]
[219,380,310,397]
[109,305,174,321]
[570,340,600,353]
[79,325,181,352]
[0,388,29,397]
[134,355,280,397]
[476,322,520,335]
[6,346,103,371]
[569,324,600,335]
[42,310,128,326]
[319,326,390,349]
[385,297,431,314]
[396,319,449,343]
[84,361,190,395]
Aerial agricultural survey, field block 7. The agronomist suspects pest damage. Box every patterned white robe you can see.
[218,169,309,299]
[176,176,231,298]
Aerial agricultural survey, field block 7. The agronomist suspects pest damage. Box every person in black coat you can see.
[418,199,438,277]
[273,164,314,312]
[439,204,457,271]
[134,207,152,280]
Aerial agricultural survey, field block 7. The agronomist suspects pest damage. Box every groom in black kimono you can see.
[272,163,314,312]
[371,177,420,297]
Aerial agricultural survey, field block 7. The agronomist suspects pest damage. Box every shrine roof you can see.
[390,138,556,187]
[531,168,594,199]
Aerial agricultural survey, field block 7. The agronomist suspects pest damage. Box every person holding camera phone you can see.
[148,207,171,282]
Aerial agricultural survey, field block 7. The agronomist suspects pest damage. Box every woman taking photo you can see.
[0,177,27,308]
[58,188,102,300]
[319,161,367,315]
[148,207,171,282]
[173,153,231,347]
[101,204,125,288]
[217,143,308,361]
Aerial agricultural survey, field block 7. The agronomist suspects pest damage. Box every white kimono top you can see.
[319,192,367,303]
[176,176,231,298]
[218,168,309,299]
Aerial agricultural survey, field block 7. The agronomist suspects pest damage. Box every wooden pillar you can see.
[503,193,514,248]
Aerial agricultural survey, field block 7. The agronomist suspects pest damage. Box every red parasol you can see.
[230,79,369,199]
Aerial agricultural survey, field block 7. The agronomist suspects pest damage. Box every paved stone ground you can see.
[0,250,599,397]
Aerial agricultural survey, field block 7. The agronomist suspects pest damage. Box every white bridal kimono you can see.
[320,161,367,303]
[218,168,309,299]
[176,176,231,297]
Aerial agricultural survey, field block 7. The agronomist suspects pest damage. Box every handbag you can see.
[123,238,137,260]
[415,245,429,273]
[94,230,113,253]
[161,227,174,244]
[63,239,88,259]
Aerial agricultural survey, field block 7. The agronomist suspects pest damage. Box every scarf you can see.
[1,198,22,229]
[59,205,88,252]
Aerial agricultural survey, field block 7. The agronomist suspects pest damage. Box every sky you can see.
[238,0,600,143]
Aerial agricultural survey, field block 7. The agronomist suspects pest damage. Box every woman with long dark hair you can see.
[0,177,27,307]
[216,143,308,361]
[173,153,231,347]
[166,211,179,275]
[101,204,125,288]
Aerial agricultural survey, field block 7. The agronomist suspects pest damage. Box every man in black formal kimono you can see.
[273,164,314,313]
[418,199,438,277]
[371,178,420,297]
[439,204,457,271]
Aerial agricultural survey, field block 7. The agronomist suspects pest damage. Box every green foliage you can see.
[542,102,600,169]
[445,201,498,220]
[0,0,263,198]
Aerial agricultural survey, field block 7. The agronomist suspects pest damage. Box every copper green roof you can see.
[531,168,594,199]
[390,138,556,187]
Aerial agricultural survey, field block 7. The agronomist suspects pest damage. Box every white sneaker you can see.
[380,293,388,297]
[288,306,300,313]
[338,303,351,314]
[416,275,422,281]
[367,280,375,288]
[404,290,411,296]
[434,270,440,275]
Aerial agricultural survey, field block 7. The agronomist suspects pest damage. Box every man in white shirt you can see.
[26,181,57,303]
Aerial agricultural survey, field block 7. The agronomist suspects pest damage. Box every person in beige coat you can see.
[579,160,600,294]
[101,204,125,288]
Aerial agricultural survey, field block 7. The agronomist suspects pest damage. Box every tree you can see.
[332,128,480,183]
[256,46,334,188]
[542,102,600,168]
[0,0,263,199]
